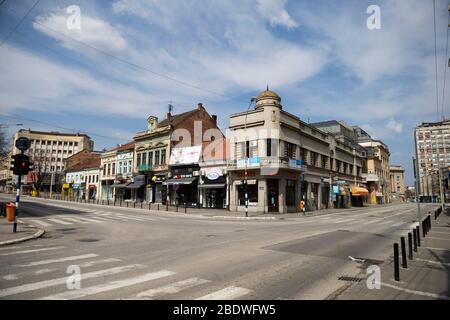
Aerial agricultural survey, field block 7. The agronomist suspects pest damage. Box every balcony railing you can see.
[137,164,153,172]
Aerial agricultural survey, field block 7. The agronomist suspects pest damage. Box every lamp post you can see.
[243,98,256,217]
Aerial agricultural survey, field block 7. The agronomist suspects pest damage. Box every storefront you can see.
[62,183,72,200]
[112,180,131,202]
[100,180,114,201]
[198,167,227,209]
[88,184,97,200]
[165,174,199,207]
[351,185,370,207]
[332,181,351,208]
[127,174,146,202]
[147,174,167,204]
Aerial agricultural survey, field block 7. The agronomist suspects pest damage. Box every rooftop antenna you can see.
[168,102,174,114]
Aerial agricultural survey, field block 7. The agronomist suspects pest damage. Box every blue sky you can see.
[0,0,449,185]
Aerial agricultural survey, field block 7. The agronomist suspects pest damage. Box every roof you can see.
[256,89,281,102]
[157,109,197,128]
[116,141,135,152]
[65,155,101,172]
[17,129,91,139]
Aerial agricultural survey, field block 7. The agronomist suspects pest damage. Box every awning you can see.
[163,177,197,185]
[198,183,226,189]
[111,182,130,188]
[351,186,369,196]
[126,182,145,189]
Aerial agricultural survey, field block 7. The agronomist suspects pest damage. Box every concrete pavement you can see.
[0,193,441,300]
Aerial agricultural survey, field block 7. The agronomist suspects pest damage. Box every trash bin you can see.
[6,202,15,222]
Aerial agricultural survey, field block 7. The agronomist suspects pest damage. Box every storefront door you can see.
[267,179,279,212]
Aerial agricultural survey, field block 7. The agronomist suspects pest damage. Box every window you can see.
[155,150,160,166]
[96,175,98,183]
[103,164,106,176]
[321,155,328,169]
[107,163,111,175]
[267,139,272,157]
[142,152,147,165]
[238,184,258,205]
[148,151,153,167]
[137,153,142,167]
[112,163,115,174]
[128,160,132,173]
[299,148,307,163]
[236,142,245,160]
[286,180,296,206]
[69,142,73,146]
[310,151,318,167]
[64,142,67,146]
[284,142,296,159]
[161,149,166,165]
[74,142,78,146]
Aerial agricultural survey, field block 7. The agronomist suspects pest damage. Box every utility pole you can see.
[413,157,422,228]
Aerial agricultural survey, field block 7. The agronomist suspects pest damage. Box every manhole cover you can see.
[78,238,101,242]
[338,276,363,282]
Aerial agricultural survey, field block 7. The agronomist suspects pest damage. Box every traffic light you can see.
[10,154,33,176]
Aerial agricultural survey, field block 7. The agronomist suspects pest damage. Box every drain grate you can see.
[338,276,364,282]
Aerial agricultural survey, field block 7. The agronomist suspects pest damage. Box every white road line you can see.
[392,221,405,227]
[115,215,146,221]
[130,277,211,299]
[0,246,23,251]
[3,268,54,281]
[425,237,450,241]
[58,217,88,224]
[424,247,450,252]
[73,217,104,223]
[47,218,73,225]
[196,286,251,300]
[3,275,18,280]
[26,219,53,227]
[377,220,394,226]
[17,253,99,267]
[78,258,121,267]
[334,218,355,223]
[0,246,65,256]
[40,270,175,300]
[0,264,145,298]
[381,282,450,300]
[85,216,111,221]
[414,258,450,267]
[362,219,382,225]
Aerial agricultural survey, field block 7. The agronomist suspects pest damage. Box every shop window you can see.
[148,151,153,166]
[238,184,258,205]
[112,163,116,174]
[142,152,147,165]
[161,149,166,165]
[286,180,296,206]
[137,153,142,167]
[155,150,160,166]
[284,142,296,159]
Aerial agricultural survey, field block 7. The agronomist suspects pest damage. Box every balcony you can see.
[137,164,153,172]
[227,157,305,171]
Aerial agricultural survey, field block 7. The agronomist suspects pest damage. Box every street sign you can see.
[15,137,30,151]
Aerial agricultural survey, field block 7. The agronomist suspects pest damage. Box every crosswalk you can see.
[299,215,404,229]
[18,209,166,229]
[0,244,252,300]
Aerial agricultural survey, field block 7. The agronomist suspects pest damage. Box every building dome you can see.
[256,89,281,102]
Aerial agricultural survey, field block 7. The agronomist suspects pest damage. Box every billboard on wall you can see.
[169,145,202,165]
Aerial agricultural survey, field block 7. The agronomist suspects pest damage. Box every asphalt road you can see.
[0,194,437,300]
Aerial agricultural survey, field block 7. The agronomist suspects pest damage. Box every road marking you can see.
[40,270,175,300]
[115,215,146,221]
[362,219,382,225]
[47,218,73,225]
[129,277,211,299]
[78,258,121,267]
[415,258,450,267]
[424,237,450,241]
[26,219,53,227]
[58,217,88,224]
[85,216,110,221]
[3,275,18,280]
[0,246,23,251]
[377,220,394,226]
[196,286,251,300]
[35,268,54,275]
[0,246,65,256]
[381,282,450,300]
[334,218,355,223]
[392,221,404,227]
[0,264,145,298]
[73,217,104,223]
[17,253,99,267]
[424,247,450,252]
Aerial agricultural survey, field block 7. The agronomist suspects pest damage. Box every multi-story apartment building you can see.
[228,89,365,213]
[414,120,450,202]
[390,165,405,201]
[133,103,221,206]
[12,129,94,192]
[99,146,119,201]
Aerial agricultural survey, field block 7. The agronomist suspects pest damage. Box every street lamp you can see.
[243,97,256,217]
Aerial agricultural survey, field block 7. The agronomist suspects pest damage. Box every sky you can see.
[0,0,449,185]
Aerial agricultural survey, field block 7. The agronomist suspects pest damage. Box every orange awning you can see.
[351,187,369,196]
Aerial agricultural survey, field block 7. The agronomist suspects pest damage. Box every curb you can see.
[0,225,45,247]
[211,215,279,220]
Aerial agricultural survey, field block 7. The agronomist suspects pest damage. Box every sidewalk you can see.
[332,207,450,300]
[0,217,44,246]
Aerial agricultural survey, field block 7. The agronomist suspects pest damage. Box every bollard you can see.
[166,203,168,211]
[127,202,129,208]
[184,203,187,214]
[413,228,418,252]
[149,203,151,211]
[416,226,421,247]
[394,243,400,281]
[422,221,426,238]
[158,204,160,211]
[176,204,178,212]
[408,232,413,260]
[400,237,407,269]
[140,202,143,209]
[120,199,122,207]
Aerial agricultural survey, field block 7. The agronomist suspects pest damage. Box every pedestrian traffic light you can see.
[10,154,33,176]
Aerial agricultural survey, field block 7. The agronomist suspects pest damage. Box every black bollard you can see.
[176,203,178,212]
[184,203,187,214]
[148,203,151,211]
[413,228,418,252]
[158,204,160,211]
[416,226,421,247]
[400,237,407,269]
[408,232,413,260]
[140,202,143,209]
[422,221,426,237]
[394,243,400,281]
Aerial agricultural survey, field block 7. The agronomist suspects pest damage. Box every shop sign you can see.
[332,185,340,194]
[63,183,71,189]
[237,157,260,168]
[206,171,221,180]
[169,146,202,165]
[288,159,302,168]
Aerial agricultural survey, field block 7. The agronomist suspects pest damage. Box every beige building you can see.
[99,147,118,201]
[0,151,12,192]
[228,89,365,213]
[415,120,450,202]
[12,129,94,192]
[390,165,405,201]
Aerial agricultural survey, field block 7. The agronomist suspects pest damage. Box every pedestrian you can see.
[300,200,306,215]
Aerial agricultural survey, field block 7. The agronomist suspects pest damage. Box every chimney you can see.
[212,115,217,124]
[197,103,204,110]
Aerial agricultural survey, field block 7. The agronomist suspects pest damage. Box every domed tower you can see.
[255,86,282,110]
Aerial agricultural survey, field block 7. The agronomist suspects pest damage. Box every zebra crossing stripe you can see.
[131,277,211,299]
[58,217,88,224]
[0,246,65,256]
[26,219,52,227]
[377,220,394,226]
[115,215,146,221]
[0,264,145,298]
[74,217,104,223]
[196,286,251,300]
[17,253,99,267]
[47,218,73,225]
[78,258,121,267]
[362,219,381,225]
[39,270,175,300]
[392,221,404,227]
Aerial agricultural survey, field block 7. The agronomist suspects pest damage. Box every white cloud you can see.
[257,0,298,29]
[386,118,403,133]
[33,10,128,55]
